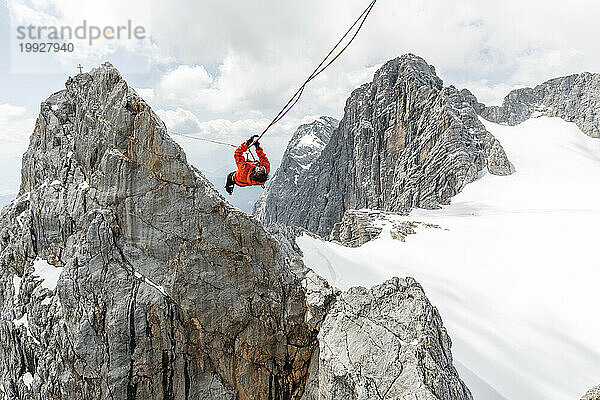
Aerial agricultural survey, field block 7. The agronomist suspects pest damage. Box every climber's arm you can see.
[256,147,270,173]
[234,143,249,169]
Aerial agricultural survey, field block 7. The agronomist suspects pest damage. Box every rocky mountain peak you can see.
[21,62,195,196]
[286,116,338,170]
[376,53,443,90]
[255,54,511,236]
[253,116,339,224]
[290,116,337,144]
[473,71,600,138]
[1,62,315,399]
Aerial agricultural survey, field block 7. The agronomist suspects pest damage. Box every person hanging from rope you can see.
[225,135,270,195]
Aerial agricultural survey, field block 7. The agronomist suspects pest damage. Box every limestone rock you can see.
[255,54,511,236]
[254,116,338,226]
[329,209,398,247]
[301,277,473,400]
[0,63,315,400]
[474,72,600,138]
[582,385,600,400]
[329,209,442,247]
[302,270,338,332]
[389,220,443,242]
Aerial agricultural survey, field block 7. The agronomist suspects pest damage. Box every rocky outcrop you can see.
[254,116,338,225]
[329,209,443,247]
[301,276,473,400]
[0,63,315,400]
[582,385,600,400]
[329,209,392,247]
[468,72,600,138]
[255,54,511,237]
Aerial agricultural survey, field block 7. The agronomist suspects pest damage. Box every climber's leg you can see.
[225,172,236,195]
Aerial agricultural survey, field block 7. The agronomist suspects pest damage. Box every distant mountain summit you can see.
[463,72,600,138]
[255,54,511,236]
[254,116,338,224]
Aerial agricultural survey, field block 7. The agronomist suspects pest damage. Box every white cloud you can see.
[150,53,312,115]
[157,65,212,97]
[6,0,167,73]
[148,52,376,124]
[9,0,600,116]
[153,65,217,109]
[0,104,26,121]
[134,88,155,103]
[0,104,35,143]
[139,0,600,124]
[211,114,325,140]
[0,104,33,196]
[155,107,201,134]
[160,111,324,142]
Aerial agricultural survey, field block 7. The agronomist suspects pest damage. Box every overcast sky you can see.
[1,0,600,198]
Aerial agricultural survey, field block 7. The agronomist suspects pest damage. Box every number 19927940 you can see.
[19,42,74,52]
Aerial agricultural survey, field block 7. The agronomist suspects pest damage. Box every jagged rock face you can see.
[254,116,338,225]
[329,209,441,247]
[0,63,315,400]
[582,385,600,400]
[255,54,511,236]
[469,72,600,138]
[329,209,393,247]
[301,277,473,400]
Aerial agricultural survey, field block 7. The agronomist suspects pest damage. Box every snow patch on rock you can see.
[22,372,33,389]
[13,274,21,304]
[32,258,63,291]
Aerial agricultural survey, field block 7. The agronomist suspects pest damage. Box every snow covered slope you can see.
[297,116,600,400]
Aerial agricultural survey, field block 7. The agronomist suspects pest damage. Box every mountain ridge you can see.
[254,54,512,236]
[464,72,600,138]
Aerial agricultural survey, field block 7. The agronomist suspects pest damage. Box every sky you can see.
[1,0,600,204]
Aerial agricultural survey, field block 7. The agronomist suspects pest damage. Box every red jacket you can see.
[233,142,270,187]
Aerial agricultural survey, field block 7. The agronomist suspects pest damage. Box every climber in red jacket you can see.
[225,135,270,195]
